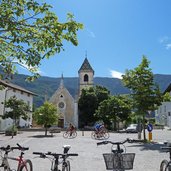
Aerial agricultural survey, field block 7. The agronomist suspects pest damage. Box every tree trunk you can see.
[45,127,48,136]
[142,115,146,141]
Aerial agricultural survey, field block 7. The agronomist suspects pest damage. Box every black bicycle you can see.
[160,142,171,171]
[97,138,136,171]
[33,145,78,171]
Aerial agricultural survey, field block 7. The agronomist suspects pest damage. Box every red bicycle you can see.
[0,143,33,171]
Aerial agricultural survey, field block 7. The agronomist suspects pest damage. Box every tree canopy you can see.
[3,95,30,126]
[95,95,132,130]
[0,0,83,80]
[122,56,163,140]
[78,85,110,127]
[33,101,58,135]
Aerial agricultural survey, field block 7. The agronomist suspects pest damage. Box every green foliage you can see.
[163,92,171,102]
[78,85,110,127]
[122,56,163,140]
[0,0,83,80]
[5,125,18,136]
[95,95,132,130]
[6,125,18,132]
[33,101,58,135]
[3,96,30,125]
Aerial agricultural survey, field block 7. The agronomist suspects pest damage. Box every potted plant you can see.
[5,126,18,136]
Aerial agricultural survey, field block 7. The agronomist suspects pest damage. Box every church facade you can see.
[49,57,94,128]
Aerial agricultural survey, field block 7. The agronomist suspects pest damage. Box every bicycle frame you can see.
[33,145,78,171]
[8,152,29,171]
[0,144,31,171]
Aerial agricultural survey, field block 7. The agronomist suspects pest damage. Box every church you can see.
[49,57,94,128]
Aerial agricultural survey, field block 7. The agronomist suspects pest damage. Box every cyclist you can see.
[68,123,75,136]
[94,122,104,134]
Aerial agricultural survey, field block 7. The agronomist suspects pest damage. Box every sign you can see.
[147,123,153,132]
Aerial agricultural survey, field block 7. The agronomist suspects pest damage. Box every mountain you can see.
[10,74,171,107]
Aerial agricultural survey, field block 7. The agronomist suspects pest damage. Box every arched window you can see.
[84,74,89,82]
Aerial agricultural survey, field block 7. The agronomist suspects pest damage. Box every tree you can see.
[3,95,30,126]
[163,92,171,102]
[78,85,110,127]
[122,56,163,140]
[95,95,132,130]
[33,101,58,136]
[0,0,83,80]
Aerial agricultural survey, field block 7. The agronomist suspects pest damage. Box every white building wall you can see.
[155,102,171,128]
[0,87,33,130]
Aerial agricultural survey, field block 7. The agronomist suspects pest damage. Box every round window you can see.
[58,102,65,108]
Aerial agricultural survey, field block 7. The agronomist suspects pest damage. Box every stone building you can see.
[49,57,94,128]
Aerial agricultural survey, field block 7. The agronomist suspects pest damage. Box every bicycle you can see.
[33,145,78,171]
[97,138,136,171]
[63,130,77,139]
[160,142,171,171]
[0,143,33,171]
[91,128,110,140]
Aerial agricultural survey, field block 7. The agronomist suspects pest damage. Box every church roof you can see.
[78,57,94,74]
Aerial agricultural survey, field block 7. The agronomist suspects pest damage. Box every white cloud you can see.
[159,36,169,43]
[109,70,124,79]
[166,44,171,50]
[159,36,171,50]
[86,28,95,38]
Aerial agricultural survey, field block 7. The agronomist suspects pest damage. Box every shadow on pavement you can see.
[28,135,54,138]
[128,142,166,152]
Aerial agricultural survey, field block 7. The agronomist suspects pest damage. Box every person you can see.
[94,122,104,133]
[68,123,75,136]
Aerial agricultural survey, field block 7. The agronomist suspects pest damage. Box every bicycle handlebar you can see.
[0,144,29,152]
[33,152,78,158]
[97,138,136,146]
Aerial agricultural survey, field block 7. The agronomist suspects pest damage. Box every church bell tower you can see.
[78,57,94,96]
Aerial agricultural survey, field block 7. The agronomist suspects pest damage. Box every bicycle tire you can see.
[103,132,110,139]
[91,131,96,139]
[19,159,33,171]
[62,160,70,171]
[63,132,69,138]
[160,160,169,171]
[71,131,77,138]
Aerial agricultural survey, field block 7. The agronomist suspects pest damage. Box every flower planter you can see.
[5,130,17,136]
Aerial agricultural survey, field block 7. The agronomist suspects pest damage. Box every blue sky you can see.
[19,0,171,79]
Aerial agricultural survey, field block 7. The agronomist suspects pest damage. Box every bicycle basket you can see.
[103,153,135,170]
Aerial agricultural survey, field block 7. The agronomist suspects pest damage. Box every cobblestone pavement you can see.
[0,128,171,171]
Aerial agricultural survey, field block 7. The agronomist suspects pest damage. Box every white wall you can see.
[155,102,171,128]
[0,87,33,130]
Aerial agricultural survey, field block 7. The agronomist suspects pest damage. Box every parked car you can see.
[49,125,61,133]
[126,124,138,133]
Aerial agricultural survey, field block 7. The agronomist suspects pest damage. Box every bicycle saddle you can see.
[63,145,71,149]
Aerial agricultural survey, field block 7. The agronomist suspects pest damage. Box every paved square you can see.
[0,129,171,171]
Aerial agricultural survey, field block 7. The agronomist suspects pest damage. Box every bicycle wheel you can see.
[62,160,70,171]
[19,159,33,171]
[103,132,110,139]
[160,160,169,171]
[91,131,96,139]
[63,131,69,138]
[71,131,77,138]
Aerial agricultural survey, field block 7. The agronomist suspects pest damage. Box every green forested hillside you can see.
[10,74,171,108]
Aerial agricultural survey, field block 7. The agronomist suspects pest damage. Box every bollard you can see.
[82,130,84,136]
[148,132,152,141]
